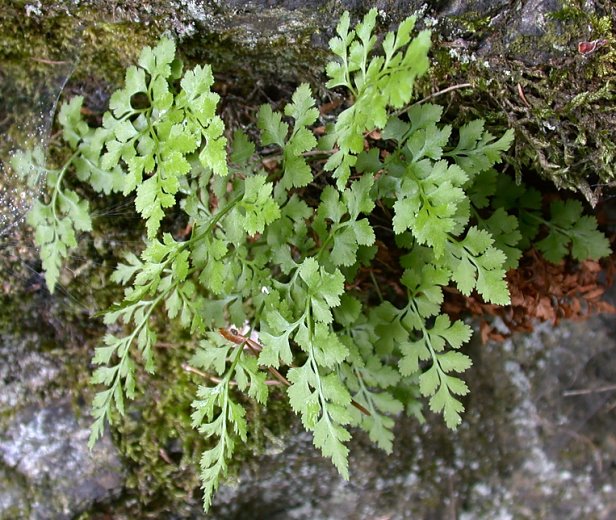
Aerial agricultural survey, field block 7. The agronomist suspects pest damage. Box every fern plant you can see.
[12,9,612,511]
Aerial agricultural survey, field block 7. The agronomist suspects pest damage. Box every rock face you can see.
[0,305,125,520]
[1,1,614,198]
[1,1,615,519]
[205,310,616,519]
[0,329,125,519]
[0,400,124,520]
[2,285,609,519]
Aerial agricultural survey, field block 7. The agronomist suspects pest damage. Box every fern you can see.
[14,8,612,512]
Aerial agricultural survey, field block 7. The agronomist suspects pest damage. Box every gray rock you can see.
[201,312,616,519]
[0,334,61,413]
[2,0,614,195]
[1,2,615,518]
[0,399,124,520]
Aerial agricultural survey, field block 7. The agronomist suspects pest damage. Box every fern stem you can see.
[408,300,443,378]
[49,151,79,221]
[188,192,243,246]
[354,368,377,416]
[522,208,571,236]
[305,306,332,428]
[369,269,384,303]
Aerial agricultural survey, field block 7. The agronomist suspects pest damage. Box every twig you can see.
[181,362,282,387]
[517,83,531,108]
[219,327,292,387]
[370,269,384,303]
[391,83,473,118]
[563,384,616,397]
[30,57,69,65]
[182,363,231,385]
[412,82,473,106]
[155,341,177,349]
[159,448,174,465]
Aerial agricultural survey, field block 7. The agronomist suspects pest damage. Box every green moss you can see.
[551,1,612,37]
[82,331,295,516]
[0,10,152,97]
[449,13,493,37]
[418,0,615,204]
[590,15,612,37]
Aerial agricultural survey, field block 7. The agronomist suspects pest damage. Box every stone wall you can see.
[1,1,615,518]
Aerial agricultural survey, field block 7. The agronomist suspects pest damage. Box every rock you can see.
[0,280,126,519]
[0,334,61,413]
[1,1,615,518]
[2,1,614,202]
[201,311,616,519]
[0,399,124,520]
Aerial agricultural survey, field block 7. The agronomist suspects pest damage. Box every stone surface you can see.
[1,1,615,518]
[205,311,616,519]
[2,1,614,201]
[2,1,615,196]
[0,256,126,520]
[0,399,124,520]
[0,333,61,412]
[79,305,616,519]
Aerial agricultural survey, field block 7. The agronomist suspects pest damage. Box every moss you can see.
[0,11,158,167]
[418,0,615,204]
[0,465,30,519]
[73,328,295,517]
[448,13,493,38]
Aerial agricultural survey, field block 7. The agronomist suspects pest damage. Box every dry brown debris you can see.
[444,247,616,343]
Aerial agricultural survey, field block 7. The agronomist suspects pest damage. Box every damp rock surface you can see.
[0,398,125,520]
[81,305,616,519]
[203,309,616,520]
[0,273,125,520]
[2,1,613,205]
[1,1,615,519]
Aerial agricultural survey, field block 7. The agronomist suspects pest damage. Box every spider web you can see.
[0,36,81,239]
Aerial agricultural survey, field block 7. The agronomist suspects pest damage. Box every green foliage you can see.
[536,200,611,262]
[11,143,92,292]
[15,8,611,512]
[325,10,432,188]
[257,83,319,191]
[190,332,268,510]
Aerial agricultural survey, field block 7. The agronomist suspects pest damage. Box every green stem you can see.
[355,368,377,417]
[370,270,384,303]
[100,290,167,416]
[470,205,486,226]
[188,192,243,247]
[409,300,443,380]
[50,151,79,222]
[305,306,332,430]
[523,209,569,236]
[315,221,346,261]
[225,343,245,385]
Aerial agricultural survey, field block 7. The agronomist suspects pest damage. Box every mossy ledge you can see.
[2,1,614,201]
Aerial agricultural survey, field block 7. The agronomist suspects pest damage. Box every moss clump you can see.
[420,0,615,205]
[0,16,155,127]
